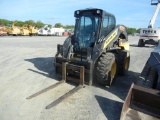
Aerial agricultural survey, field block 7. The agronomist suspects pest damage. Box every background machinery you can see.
[38,25,49,36]
[27,8,130,109]
[7,22,21,36]
[28,24,38,36]
[20,24,30,36]
[138,0,160,47]
[0,26,7,36]
[48,27,65,36]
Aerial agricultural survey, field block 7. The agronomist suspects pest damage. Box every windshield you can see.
[75,13,100,49]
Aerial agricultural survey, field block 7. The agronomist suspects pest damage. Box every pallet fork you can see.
[27,62,85,109]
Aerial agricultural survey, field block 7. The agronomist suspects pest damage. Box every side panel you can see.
[102,25,128,50]
[140,28,160,40]
[119,42,130,51]
[92,25,128,65]
[103,29,118,49]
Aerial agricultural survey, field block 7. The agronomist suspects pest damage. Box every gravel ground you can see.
[0,36,154,120]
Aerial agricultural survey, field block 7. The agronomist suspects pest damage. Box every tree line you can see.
[0,19,74,29]
[126,27,140,35]
[0,18,140,34]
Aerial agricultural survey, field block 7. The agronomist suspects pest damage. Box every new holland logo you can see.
[103,29,118,49]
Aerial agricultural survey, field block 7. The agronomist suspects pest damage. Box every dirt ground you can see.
[0,36,154,120]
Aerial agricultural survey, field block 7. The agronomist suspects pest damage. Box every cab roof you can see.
[74,8,115,19]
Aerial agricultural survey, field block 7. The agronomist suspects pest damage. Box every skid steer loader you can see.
[27,8,130,109]
[55,8,130,85]
[120,45,160,120]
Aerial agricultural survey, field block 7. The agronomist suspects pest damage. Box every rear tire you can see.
[138,39,145,47]
[117,50,130,75]
[96,52,117,86]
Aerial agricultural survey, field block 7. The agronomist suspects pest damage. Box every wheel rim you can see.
[110,62,116,79]
[125,57,129,70]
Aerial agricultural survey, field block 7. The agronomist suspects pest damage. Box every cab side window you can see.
[100,16,115,38]
[101,16,109,37]
[108,16,115,32]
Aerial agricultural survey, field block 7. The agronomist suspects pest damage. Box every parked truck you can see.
[138,0,160,47]
[47,27,65,36]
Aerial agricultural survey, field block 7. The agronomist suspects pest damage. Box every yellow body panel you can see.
[119,42,129,51]
[29,25,38,35]
[103,29,118,49]
[21,29,30,35]
[8,28,21,35]
[20,24,30,35]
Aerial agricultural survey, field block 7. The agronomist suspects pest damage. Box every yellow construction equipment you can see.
[20,24,30,36]
[0,26,7,36]
[28,24,38,36]
[7,22,21,36]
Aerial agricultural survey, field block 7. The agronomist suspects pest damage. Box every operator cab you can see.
[73,8,116,50]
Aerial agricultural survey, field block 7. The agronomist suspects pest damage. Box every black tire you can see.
[96,52,117,86]
[117,50,130,75]
[138,39,145,47]
[136,64,158,88]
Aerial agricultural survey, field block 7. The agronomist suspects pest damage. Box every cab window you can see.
[100,16,115,37]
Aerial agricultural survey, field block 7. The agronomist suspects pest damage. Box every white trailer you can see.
[38,25,49,36]
[47,27,65,36]
[138,0,160,47]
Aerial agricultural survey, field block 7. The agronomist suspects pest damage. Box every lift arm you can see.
[12,22,18,28]
[148,0,160,28]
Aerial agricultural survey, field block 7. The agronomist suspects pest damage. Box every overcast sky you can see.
[0,0,160,28]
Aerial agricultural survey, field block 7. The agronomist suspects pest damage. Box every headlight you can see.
[77,11,80,14]
[97,10,100,14]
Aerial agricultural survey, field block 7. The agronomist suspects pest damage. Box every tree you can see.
[0,19,11,26]
[54,23,63,28]
[136,28,140,33]
[48,24,52,28]
[126,27,137,35]
[14,20,25,27]
[63,25,74,29]
[35,21,44,28]
[25,20,35,25]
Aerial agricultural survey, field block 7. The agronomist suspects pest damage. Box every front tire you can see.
[96,52,117,86]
